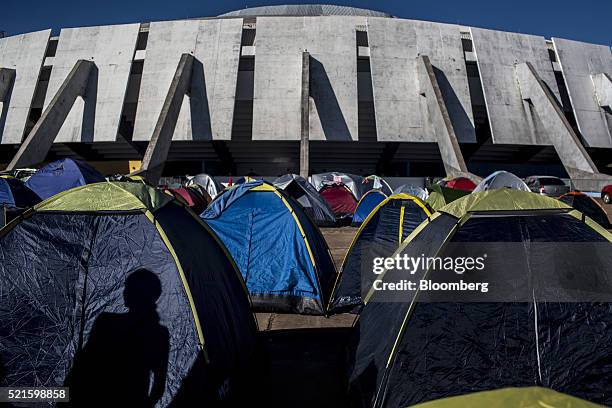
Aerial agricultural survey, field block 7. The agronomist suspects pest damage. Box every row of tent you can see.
[347,189,612,407]
[1,160,612,406]
[1,162,610,317]
[1,179,611,406]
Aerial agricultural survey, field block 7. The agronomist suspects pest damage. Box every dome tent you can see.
[186,173,222,199]
[393,184,428,201]
[361,175,393,196]
[25,158,105,199]
[273,174,337,227]
[352,190,388,226]
[0,177,41,226]
[311,172,364,199]
[411,387,600,408]
[437,176,476,191]
[425,184,470,211]
[165,186,209,214]
[319,184,358,223]
[348,190,612,408]
[473,170,529,192]
[329,194,431,314]
[558,192,611,229]
[201,181,337,315]
[0,182,256,406]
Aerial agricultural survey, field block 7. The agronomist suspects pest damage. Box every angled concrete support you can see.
[133,53,194,185]
[0,68,16,101]
[515,62,611,190]
[592,73,612,109]
[417,55,475,179]
[300,51,310,178]
[7,60,94,170]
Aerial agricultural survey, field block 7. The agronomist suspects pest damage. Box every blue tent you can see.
[352,190,387,226]
[26,158,105,200]
[201,181,336,315]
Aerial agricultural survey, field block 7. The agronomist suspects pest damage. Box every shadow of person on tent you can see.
[66,269,170,408]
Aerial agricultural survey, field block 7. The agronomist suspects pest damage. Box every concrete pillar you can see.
[0,68,16,101]
[300,51,310,178]
[516,62,611,190]
[7,60,94,170]
[417,55,474,179]
[592,73,612,108]
[134,53,194,185]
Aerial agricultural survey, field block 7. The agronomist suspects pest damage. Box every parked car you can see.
[525,176,570,196]
[602,185,612,205]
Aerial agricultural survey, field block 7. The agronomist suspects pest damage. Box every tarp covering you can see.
[0,182,256,406]
[352,190,388,226]
[311,172,364,199]
[473,170,530,192]
[393,184,428,201]
[348,191,612,408]
[25,158,105,200]
[201,181,336,314]
[320,184,358,223]
[559,192,611,229]
[330,194,431,314]
[186,173,222,199]
[412,387,600,408]
[273,174,337,226]
[0,177,41,208]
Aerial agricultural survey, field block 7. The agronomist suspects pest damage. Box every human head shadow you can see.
[65,269,169,408]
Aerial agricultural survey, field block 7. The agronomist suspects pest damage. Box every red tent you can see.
[320,184,357,222]
[443,177,476,192]
[167,187,209,214]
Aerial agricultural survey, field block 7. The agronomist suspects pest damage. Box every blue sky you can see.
[1,0,610,46]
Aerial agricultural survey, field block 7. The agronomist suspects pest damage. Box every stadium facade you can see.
[0,5,611,188]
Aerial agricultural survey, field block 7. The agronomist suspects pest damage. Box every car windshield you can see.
[539,177,565,186]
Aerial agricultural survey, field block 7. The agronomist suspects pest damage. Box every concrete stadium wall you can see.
[0,29,51,144]
[44,24,139,142]
[252,16,363,141]
[133,18,243,141]
[0,12,610,180]
[368,18,475,143]
[470,27,561,145]
[553,37,612,148]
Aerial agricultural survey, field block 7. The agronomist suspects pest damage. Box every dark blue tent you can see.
[352,190,387,226]
[25,158,105,199]
[0,177,41,226]
[330,194,431,314]
[0,182,256,406]
[201,181,336,315]
[0,177,41,208]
